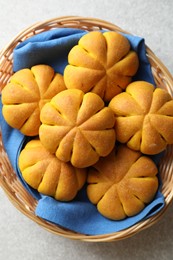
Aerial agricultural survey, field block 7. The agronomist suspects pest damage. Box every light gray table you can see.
[0,1,173,259]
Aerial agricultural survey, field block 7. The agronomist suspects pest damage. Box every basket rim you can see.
[1,15,173,89]
[1,15,173,242]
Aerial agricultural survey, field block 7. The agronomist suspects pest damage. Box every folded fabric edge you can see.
[35,191,165,235]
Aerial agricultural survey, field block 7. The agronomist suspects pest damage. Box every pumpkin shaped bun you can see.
[64,31,139,102]
[109,81,173,155]
[87,145,158,220]
[2,64,66,136]
[39,89,116,168]
[18,139,87,201]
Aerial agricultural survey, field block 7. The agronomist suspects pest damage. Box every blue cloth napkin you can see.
[13,28,86,74]
[0,28,164,235]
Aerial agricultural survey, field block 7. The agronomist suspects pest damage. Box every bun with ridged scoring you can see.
[18,139,87,201]
[2,64,66,136]
[64,31,139,102]
[87,145,158,220]
[109,81,173,154]
[39,89,116,168]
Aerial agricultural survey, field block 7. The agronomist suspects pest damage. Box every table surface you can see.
[0,0,173,259]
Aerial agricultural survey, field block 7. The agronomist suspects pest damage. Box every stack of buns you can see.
[2,31,173,220]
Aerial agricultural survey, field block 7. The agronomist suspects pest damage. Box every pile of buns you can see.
[2,31,173,220]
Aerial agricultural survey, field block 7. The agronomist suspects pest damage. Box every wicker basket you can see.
[0,16,173,242]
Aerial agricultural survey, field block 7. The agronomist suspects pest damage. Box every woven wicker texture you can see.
[0,16,173,242]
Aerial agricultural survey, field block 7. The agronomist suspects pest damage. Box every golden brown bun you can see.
[2,65,66,136]
[87,145,158,220]
[39,89,116,168]
[109,81,173,154]
[64,31,139,102]
[18,139,87,201]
